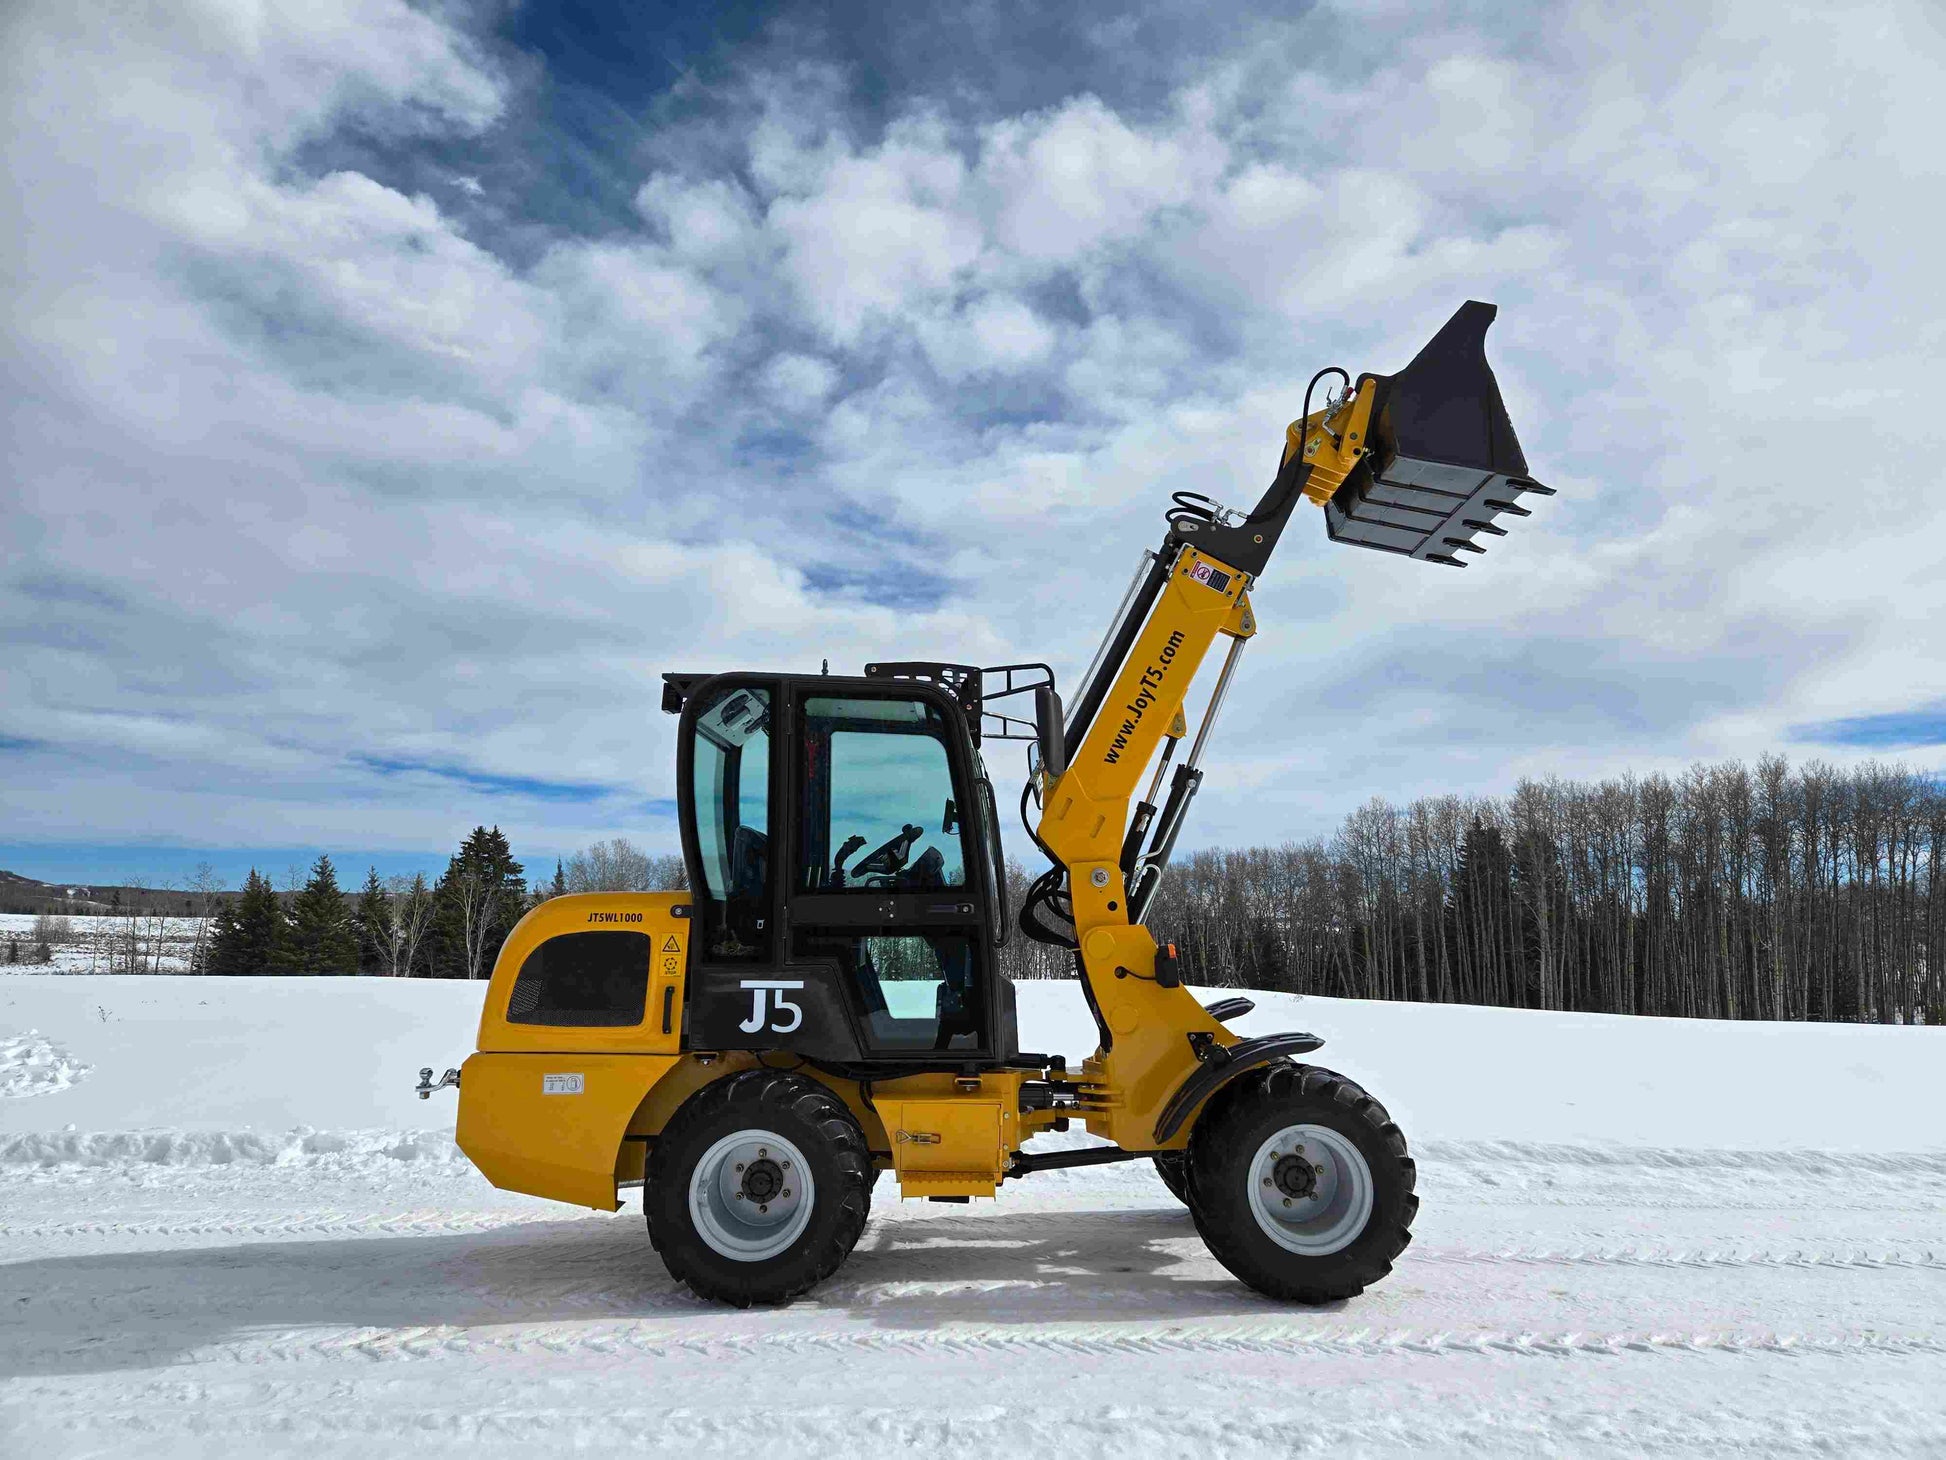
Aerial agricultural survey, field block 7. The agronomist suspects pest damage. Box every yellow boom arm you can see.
[1027,300,1550,1147]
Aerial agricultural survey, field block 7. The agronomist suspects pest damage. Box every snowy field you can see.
[2,975,1943,1458]
[0,912,209,974]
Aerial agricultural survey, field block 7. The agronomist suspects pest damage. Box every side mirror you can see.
[1034,686,1067,781]
[942,797,959,834]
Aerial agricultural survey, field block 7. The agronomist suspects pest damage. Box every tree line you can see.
[200,831,684,978]
[1091,757,1943,1026]
[185,757,1946,1023]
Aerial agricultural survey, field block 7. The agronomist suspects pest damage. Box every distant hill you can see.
[0,870,242,917]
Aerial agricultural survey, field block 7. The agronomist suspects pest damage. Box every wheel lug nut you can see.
[782,1189,791,1198]
[1262,1177,1273,1186]
[759,1204,769,1214]
[734,1192,743,1201]
[1295,1144,1305,1154]
[1314,1164,1325,1175]
[1282,1197,1292,1207]
[735,1163,744,1172]
[758,1148,768,1157]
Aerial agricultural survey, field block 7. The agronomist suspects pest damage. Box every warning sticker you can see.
[1189,562,1232,593]
[662,957,679,975]
[662,936,681,952]
[542,1073,585,1096]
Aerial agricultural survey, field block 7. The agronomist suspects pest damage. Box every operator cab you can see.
[665,668,1018,1071]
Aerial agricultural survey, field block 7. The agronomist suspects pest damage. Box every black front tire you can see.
[646,1070,873,1307]
[1186,1063,1416,1303]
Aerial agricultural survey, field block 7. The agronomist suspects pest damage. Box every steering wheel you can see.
[841,824,924,886]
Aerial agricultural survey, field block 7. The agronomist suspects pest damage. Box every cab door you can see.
[786,686,998,1059]
[678,677,842,1055]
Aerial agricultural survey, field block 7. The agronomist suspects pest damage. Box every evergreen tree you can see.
[201,894,241,973]
[430,826,526,979]
[353,866,394,976]
[552,859,567,898]
[288,854,359,975]
[206,869,288,975]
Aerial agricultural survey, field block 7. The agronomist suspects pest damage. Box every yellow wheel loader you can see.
[420,301,1551,1306]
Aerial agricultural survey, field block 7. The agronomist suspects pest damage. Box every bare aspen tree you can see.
[1098,755,1941,1025]
[380,873,436,977]
[183,863,226,973]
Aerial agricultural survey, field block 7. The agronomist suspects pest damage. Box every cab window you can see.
[798,695,966,893]
[688,684,772,962]
[793,929,985,1052]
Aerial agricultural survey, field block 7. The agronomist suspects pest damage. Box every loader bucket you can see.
[1324,300,1551,566]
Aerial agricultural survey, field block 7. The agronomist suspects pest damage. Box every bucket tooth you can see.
[1515,480,1556,496]
[1445,538,1486,554]
[1426,553,1467,567]
[1463,519,1508,536]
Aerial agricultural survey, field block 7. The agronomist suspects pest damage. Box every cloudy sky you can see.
[4,0,1944,887]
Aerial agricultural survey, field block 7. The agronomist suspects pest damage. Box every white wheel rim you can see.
[688,1128,816,1262]
[1245,1123,1374,1256]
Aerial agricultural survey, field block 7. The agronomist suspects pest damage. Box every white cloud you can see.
[979,93,1222,262]
[212,171,542,367]
[914,294,1059,380]
[760,352,841,409]
[634,175,763,264]
[535,240,738,397]
[765,115,982,343]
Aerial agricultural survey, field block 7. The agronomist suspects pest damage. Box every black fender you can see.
[1152,1031,1324,1145]
[1201,996,1255,1023]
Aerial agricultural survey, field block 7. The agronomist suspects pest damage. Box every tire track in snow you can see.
[1415,1243,1946,1273]
[0,1210,575,1241]
[150,1320,1946,1368]
[13,1395,1943,1459]
[1419,1139,1946,1178]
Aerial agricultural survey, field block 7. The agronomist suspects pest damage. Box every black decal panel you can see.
[683,962,865,1063]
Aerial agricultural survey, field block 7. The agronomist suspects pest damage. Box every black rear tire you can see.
[1153,1151,1192,1205]
[1186,1063,1416,1303]
[646,1070,873,1307]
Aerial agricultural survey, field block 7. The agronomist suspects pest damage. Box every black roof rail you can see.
[863,661,1055,744]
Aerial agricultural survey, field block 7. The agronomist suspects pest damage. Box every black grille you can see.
[506,931,651,1027]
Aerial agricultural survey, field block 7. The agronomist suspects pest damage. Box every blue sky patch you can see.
[1792,706,1946,750]
[353,755,612,804]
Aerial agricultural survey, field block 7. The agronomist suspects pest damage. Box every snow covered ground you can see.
[2,974,1943,1458]
[1,912,210,974]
